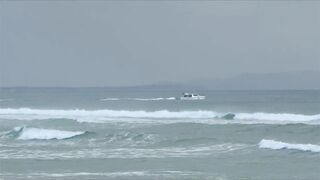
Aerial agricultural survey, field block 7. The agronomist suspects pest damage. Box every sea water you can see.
[0,88,319,179]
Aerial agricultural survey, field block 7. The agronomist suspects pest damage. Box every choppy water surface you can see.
[0,88,320,179]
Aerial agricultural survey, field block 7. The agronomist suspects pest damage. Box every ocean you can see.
[0,88,319,180]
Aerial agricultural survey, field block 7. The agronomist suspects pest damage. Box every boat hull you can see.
[180,96,205,100]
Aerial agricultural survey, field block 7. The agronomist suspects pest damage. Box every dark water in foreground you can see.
[0,88,320,179]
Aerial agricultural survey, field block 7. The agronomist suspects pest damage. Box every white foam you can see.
[0,171,205,178]
[0,108,319,124]
[166,97,176,100]
[132,97,176,101]
[0,108,219,120]
[100,98,121,101]
[259,139,320,153]
[236,113,320,122]
[0,143,247,159]
[16,127,85,140]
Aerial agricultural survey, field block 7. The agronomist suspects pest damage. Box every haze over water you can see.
[1,1,320,179]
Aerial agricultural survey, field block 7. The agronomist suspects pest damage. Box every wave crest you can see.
[0,108,319,124]
[5,127,86,140]
[259,139,320,153]
[237,113,320,122]
[0,108,218,120]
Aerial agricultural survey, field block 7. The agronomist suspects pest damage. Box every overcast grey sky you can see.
[0,1,319,87]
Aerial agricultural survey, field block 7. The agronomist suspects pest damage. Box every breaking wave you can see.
[100,97,176,101]
[259,139,320,153]
[236,113,320,122]
[0,108,219,120]
[0,108,319,124]
[3,127,86,140]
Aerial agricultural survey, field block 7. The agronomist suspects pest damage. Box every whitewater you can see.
[259,139,320,153]
[1,88,320,179]
[0,108,319,124]
[10,127,86,140]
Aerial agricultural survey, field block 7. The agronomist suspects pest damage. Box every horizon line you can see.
[0,86,319,91]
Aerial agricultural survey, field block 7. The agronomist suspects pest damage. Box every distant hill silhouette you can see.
[139,71,320,90]
[2,71,319,90]
[184,71,320,90]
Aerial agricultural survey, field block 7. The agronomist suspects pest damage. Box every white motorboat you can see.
[180,93,205,100]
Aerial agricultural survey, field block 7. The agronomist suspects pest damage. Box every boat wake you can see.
[100,97,176,101]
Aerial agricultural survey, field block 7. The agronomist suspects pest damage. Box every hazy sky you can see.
[0,1,319,87]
